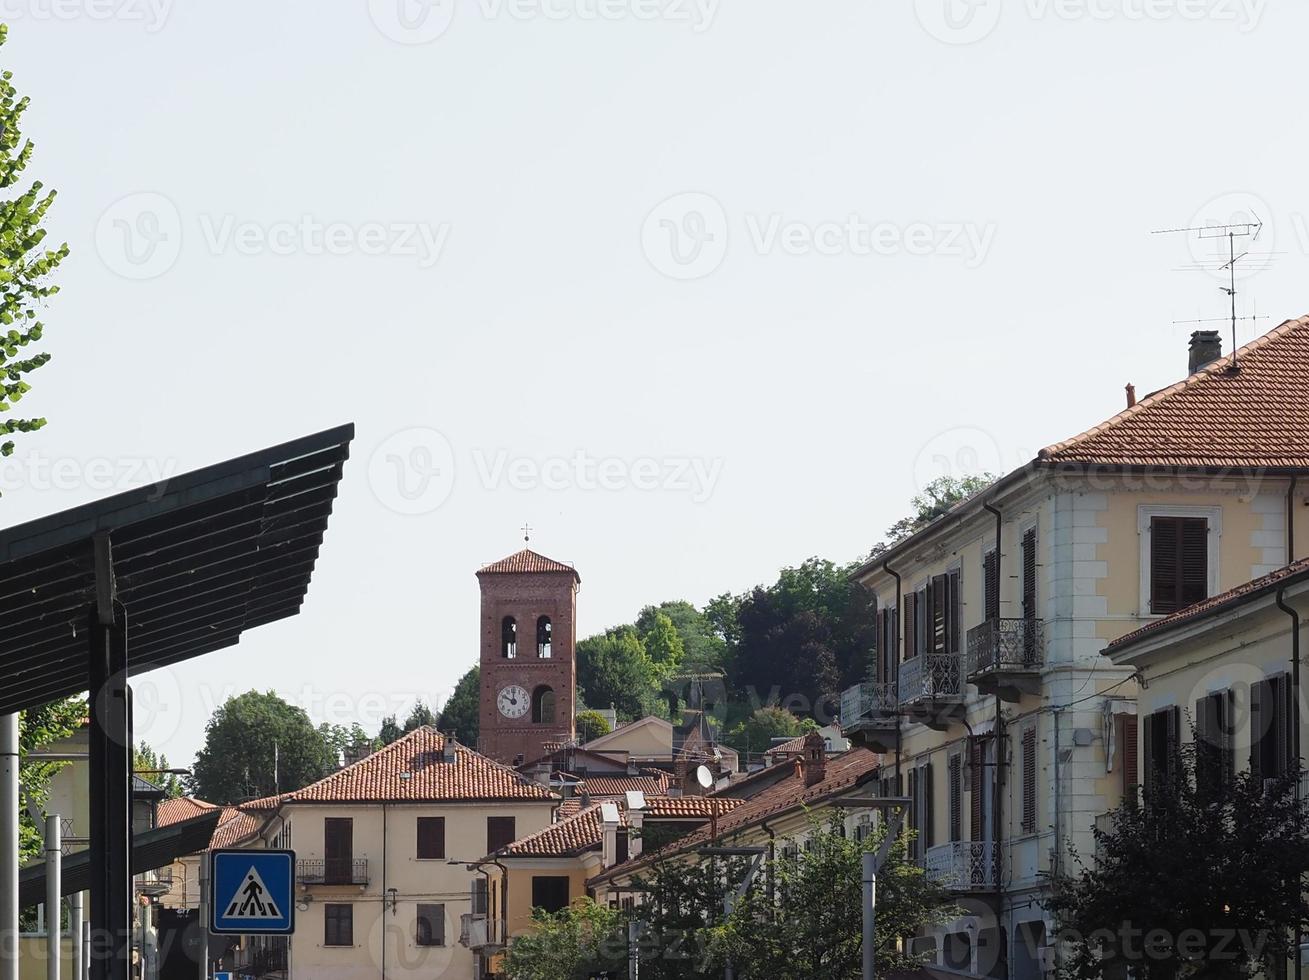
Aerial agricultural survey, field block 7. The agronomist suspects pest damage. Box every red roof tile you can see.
[477,549,579,579]
[499,796,740,857]
[573,774,672,797]
[1106,557,1309,654]
[590,747,883,884]
[279,727,558,804]
[210,808,264,849]
[1040,316,1309,468]
[157,797,218,828]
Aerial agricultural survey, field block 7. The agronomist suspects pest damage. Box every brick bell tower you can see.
[476,547,580,766]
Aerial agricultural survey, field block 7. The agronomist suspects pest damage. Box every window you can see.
[1195,689,1235,789]
[970,738,986,841]
[907,763,934,860]
[324,817,353,885]
[1021,528,1038,661]
[616,828,629,864]
[487,816,516,853]
[531,876,570,914]
[876,602,899,684]
[531,685,556,725]
[1120,715,1139,796]
[471,877,489,916]
[416,904,446,947]
[501,616,518,658]
[1142,706,1180,792]
[902,592,918,661]
[1250,674,1293,782]
[324,904,353,947]
[537,616,552,658]
[1148,516,1209,614]
[983,549,1000,622]
[1020,727,1037,835]
[416,817,445,860]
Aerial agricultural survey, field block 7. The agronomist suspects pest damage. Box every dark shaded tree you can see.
[377,714,404,746]
[1051,746,1309,979]
[437,666,479,745]
[134,741,183,798]
[724,706,815,757]
[404,699,438,731]
[190,691,335,804]
[870,474,997,557]
[577,627,662,722]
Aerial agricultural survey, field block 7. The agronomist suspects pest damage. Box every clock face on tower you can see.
[497,684,529,719]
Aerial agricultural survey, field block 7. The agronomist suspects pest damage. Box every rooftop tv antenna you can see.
[1153,214,1270,370]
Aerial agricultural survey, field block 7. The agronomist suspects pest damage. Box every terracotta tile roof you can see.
[156,797,218,828]
[764,735,809,758]
[498,796,740,858]
[279,726,558,804]
[589,747,882,884]
[1106,557,1309,654]
[574,774,672,797]
[210,808,263,849]
[1040,315,1309,468]
[477,548,580,579]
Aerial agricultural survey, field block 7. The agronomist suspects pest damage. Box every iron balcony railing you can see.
[296,857,369,886]
[460,913,504,951]
[250,938,289,977]
[898,652,963,705]
[924,840,997,891]
[966,618,1045,678]
[839,682,897,728]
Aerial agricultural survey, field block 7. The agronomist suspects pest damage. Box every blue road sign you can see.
[210,849,296,935]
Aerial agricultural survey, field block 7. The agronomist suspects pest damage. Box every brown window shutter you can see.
[1142,712,1155,794]
[984,550,1000,622]
[1165,706,1181,787]
[947,568,961,654]
[907,767,919,858]
[1250,679,1266,781]
[1021,728,1037,835]
[1180,518,1208,607]
[970,739,985,840]
[932,574,949,654]
[1221,689,1235,783]
[903,593,918,662]
[1021,529,1038,623]
[948,755,962,842]
[1150,516,1209,614]
[924,762,935,849]
[874,608,886,684]
[1121,716,1139,796]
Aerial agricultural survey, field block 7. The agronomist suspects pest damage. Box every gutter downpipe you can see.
[381,802,388,980]
[1277,583,1302,980]
[760,820,776,904]
[982,500,1007,980]
[884,560,903,787]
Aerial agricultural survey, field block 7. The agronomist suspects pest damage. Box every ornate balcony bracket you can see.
[966,618,1044,703]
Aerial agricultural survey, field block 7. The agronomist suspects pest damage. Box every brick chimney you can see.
[1189,330,1223,375]
[800,732,827,788]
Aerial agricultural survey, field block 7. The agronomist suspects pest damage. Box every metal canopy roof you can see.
[18,809,222,909]
[0,424,354,714]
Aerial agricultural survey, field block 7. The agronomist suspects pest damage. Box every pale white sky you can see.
[2,0,1304,765]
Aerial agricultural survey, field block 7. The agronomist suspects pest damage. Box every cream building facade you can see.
[841,320,1309,978]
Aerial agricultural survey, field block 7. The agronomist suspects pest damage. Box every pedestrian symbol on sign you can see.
[224,866,282,919]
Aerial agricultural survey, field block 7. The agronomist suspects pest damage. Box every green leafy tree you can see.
[437,666,480,745]
[134,741,183,798]
[703,593,742,652]
[710,815,955,979]
[725,706,816,757]
[577,627,662,722]
[637,601,726,670]
[17,698,83,862]
[318,723,375,767]
[377,714,404,746]
[0,23,66,458]
[872,474,998,556]
[189,691,336,804]
[403,699,438,732]
[1050,747,1309,979]
[576,709,612,744]
[504,899,627,980]
[640,610,685,669]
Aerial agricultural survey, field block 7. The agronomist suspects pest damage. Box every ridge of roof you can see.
[477,548,580,579]
[1106,557,1309,654]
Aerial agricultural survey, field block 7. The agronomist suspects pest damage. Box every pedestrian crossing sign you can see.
[210,849,296,935]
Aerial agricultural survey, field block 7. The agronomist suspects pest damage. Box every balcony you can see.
[296,857,369,886]
[839,682,898,751]
[898,653,965,728]
[459,913,503,952]
[924,840,998,891]
[966,618,1044,702]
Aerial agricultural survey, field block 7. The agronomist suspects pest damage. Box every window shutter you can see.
[948,755,962,842]
[1021,529,1038,623]
[947,568,961,654]
[931,574,948,654]
[984,550,999,622]
[1142,712,1156,794]
[1164,706,1180,787]
[1180,518,1208,608]
[1250,679,1267,781]
[925,763,935,849]
[874,609,886,684]
[1221,689,1235,783]
[1150,517,1180,614]
[1121,716,1139,796]
[970,739,985,840]
[1021,728,1037,835]
[1276,674,1292,778]
[903,593,918,662]
[907,768,919,859]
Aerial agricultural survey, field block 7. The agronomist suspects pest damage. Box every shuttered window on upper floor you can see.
[1149,516,1208,615]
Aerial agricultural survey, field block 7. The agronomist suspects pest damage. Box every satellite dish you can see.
[695,765,714,790]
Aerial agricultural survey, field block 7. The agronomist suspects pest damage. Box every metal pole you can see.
[862,852,876,980]
[197,861,209,980]
[46,815,62,980]
[1,713,19,980]
[70,893,84,980]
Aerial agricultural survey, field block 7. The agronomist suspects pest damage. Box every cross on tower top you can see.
[522,522,532,543]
